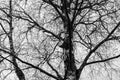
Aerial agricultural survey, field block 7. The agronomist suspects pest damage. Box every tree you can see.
[0,0,120,80]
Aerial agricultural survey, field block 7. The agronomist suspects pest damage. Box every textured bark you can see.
[61,18,77,80]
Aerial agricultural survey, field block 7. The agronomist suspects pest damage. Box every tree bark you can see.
[61,19,77,80]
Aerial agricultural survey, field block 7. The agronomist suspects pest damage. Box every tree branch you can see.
[0,48,59,80]
[77,21,120,78]
[86,54,120,65]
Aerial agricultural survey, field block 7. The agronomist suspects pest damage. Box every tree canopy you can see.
[0,0,120,80]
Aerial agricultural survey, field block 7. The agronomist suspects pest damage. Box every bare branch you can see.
[86,54,120,65]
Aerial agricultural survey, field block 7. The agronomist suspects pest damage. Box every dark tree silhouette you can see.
[0,0,120,80]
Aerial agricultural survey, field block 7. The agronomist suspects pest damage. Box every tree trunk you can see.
[63,49,77,80]
[60,20,78,80]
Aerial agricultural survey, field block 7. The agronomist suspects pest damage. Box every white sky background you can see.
[0,0,120,80]
[0,0,63,80]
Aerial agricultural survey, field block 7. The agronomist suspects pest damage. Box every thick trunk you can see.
[63,49,77,80]
[61,21,77,80]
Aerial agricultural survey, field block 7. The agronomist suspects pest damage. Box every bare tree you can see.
[0,0,120,80]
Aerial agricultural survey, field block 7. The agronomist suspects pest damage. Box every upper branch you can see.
[78,21,120,70]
